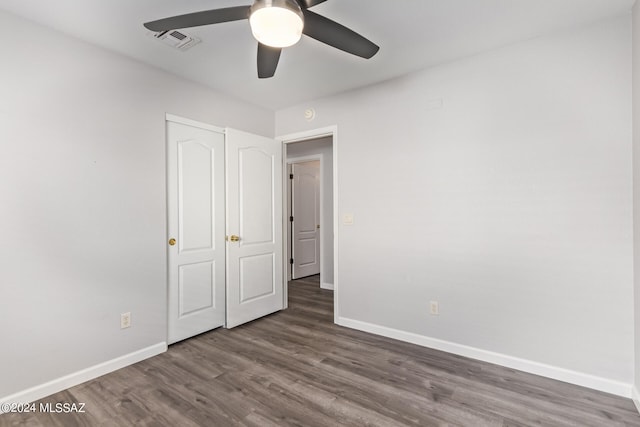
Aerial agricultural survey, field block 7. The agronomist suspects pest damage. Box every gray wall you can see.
[277,15,633,392]
[0,10,273,400]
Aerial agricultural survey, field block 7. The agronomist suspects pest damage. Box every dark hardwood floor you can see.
[2,275,639,426]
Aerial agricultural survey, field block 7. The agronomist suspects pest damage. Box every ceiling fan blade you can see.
[299,0,328,8]
[302,10,379,59]
[257,43,282,79]
[144,6,250,32]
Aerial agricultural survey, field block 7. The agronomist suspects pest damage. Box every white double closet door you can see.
[166,116,283,344]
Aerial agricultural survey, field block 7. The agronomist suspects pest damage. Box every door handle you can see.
[168,238,176,246]
[229,235,240,242]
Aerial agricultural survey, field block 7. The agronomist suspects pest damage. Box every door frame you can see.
[287,155,323,283]
[166,113,225,134]
[278,126,338,323]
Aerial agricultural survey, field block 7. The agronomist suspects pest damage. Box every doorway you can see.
[280,126,338,321]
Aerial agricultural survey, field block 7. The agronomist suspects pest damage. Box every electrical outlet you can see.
[120,312,131,329]
[429,301,439,316]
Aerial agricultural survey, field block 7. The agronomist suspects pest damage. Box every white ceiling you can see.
[0,0,635,110]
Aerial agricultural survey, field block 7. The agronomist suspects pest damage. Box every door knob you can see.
[229,235,240,242]
[168,238,176,246]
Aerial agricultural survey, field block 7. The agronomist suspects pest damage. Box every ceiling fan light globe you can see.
[250,1,304,48]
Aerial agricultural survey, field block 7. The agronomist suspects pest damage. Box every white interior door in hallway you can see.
[167,116,284,341]
[291,161,321,279]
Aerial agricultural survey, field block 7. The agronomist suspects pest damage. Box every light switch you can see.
[343,214,354,225]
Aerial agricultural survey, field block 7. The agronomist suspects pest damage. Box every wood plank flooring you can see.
[2,275,639,426]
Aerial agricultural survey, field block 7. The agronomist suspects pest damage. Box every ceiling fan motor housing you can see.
[250,0,305,48]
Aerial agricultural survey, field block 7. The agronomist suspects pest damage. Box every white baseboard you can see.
[336,317,632,398]
[0,342,167,413]
[321,282,334,290]
[633,385,640,414]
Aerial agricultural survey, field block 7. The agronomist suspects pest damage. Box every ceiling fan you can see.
[144,0,379,79]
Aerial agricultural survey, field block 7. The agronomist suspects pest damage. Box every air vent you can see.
[148,29,201,51]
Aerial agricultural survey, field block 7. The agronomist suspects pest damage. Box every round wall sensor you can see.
[304,108,316,121]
